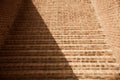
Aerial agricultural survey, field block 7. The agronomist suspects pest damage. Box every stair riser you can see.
[3,45,110,50]
[5,40,106,45]
[7,35,105,40]
[0,66,117,71]
[0,57,115,63]
[14,27,100,30]
[0,51,112,56]
[10,30,103,35]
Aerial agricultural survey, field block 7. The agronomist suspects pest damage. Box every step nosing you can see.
[0,56,114,58]
[9,34,104,35]
[5,44,110,46]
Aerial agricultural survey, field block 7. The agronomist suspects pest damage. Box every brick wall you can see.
[0,0,22,48]
[91,0,120,63]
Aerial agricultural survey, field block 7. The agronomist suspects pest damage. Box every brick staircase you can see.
[0,0,119,80]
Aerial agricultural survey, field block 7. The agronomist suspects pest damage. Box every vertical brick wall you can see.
[91,0,120,63]
[0,0,22,48]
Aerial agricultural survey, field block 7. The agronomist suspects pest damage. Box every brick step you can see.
[0,70,79,80]
[0,75,117,80]
[2,44,110,50]
[0,70,118,75]
[0,63,118,68]
[0,50,112,56]
[0,56,116,63]
[14,26,101,30]
[0,78,81,80]
[0,72,116,80]
[10,30,103,35]
[0,63,118,71]
[5,39,106,45]
[0,78,79,80]
[7,35,105,40]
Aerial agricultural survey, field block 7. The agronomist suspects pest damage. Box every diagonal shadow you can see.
[0,0,78,80]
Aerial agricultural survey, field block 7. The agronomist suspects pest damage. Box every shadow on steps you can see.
[0,0,78,80]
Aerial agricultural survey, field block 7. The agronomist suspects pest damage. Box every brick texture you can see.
[0,0,22,48]
[91,0,120,63]
[0,0,119,80]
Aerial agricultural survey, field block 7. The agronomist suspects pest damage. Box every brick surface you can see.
[91,0,120,63]
[0,0,119,80]
[0,0,22,48]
